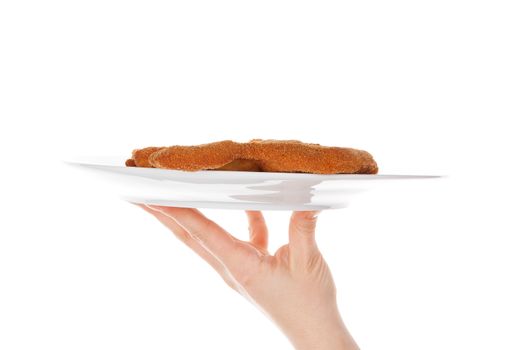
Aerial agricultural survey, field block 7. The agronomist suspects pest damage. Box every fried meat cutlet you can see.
[132,147,165,168]
[126,139,378,174]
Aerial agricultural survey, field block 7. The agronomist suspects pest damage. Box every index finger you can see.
[148,206,238,262]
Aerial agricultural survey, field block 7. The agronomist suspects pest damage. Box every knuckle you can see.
[236,272,256,290]
[177,230,193,243]
[230,262,259,290]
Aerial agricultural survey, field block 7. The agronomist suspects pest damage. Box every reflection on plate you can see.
[66,157,440,211]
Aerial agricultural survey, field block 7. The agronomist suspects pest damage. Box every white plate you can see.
[66,157,440,210]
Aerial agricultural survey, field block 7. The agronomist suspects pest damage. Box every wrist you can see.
[283,307,359,350]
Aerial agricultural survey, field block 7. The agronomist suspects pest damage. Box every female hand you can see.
[139,205,359,350]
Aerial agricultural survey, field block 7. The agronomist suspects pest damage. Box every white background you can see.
[1,1,524,349]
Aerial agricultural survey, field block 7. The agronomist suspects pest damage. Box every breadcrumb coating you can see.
[126,139,378,174]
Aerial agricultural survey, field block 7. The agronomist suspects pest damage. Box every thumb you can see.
[288,211,321,261]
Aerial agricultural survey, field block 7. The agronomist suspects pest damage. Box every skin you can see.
[138,205,359,350]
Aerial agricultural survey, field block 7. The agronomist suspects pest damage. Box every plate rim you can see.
[64,158,443,180]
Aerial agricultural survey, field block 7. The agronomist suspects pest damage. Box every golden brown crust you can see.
[244,140,378,174]
[149,141,240,171]
[126,140,378,174]
[132,147,164,167]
